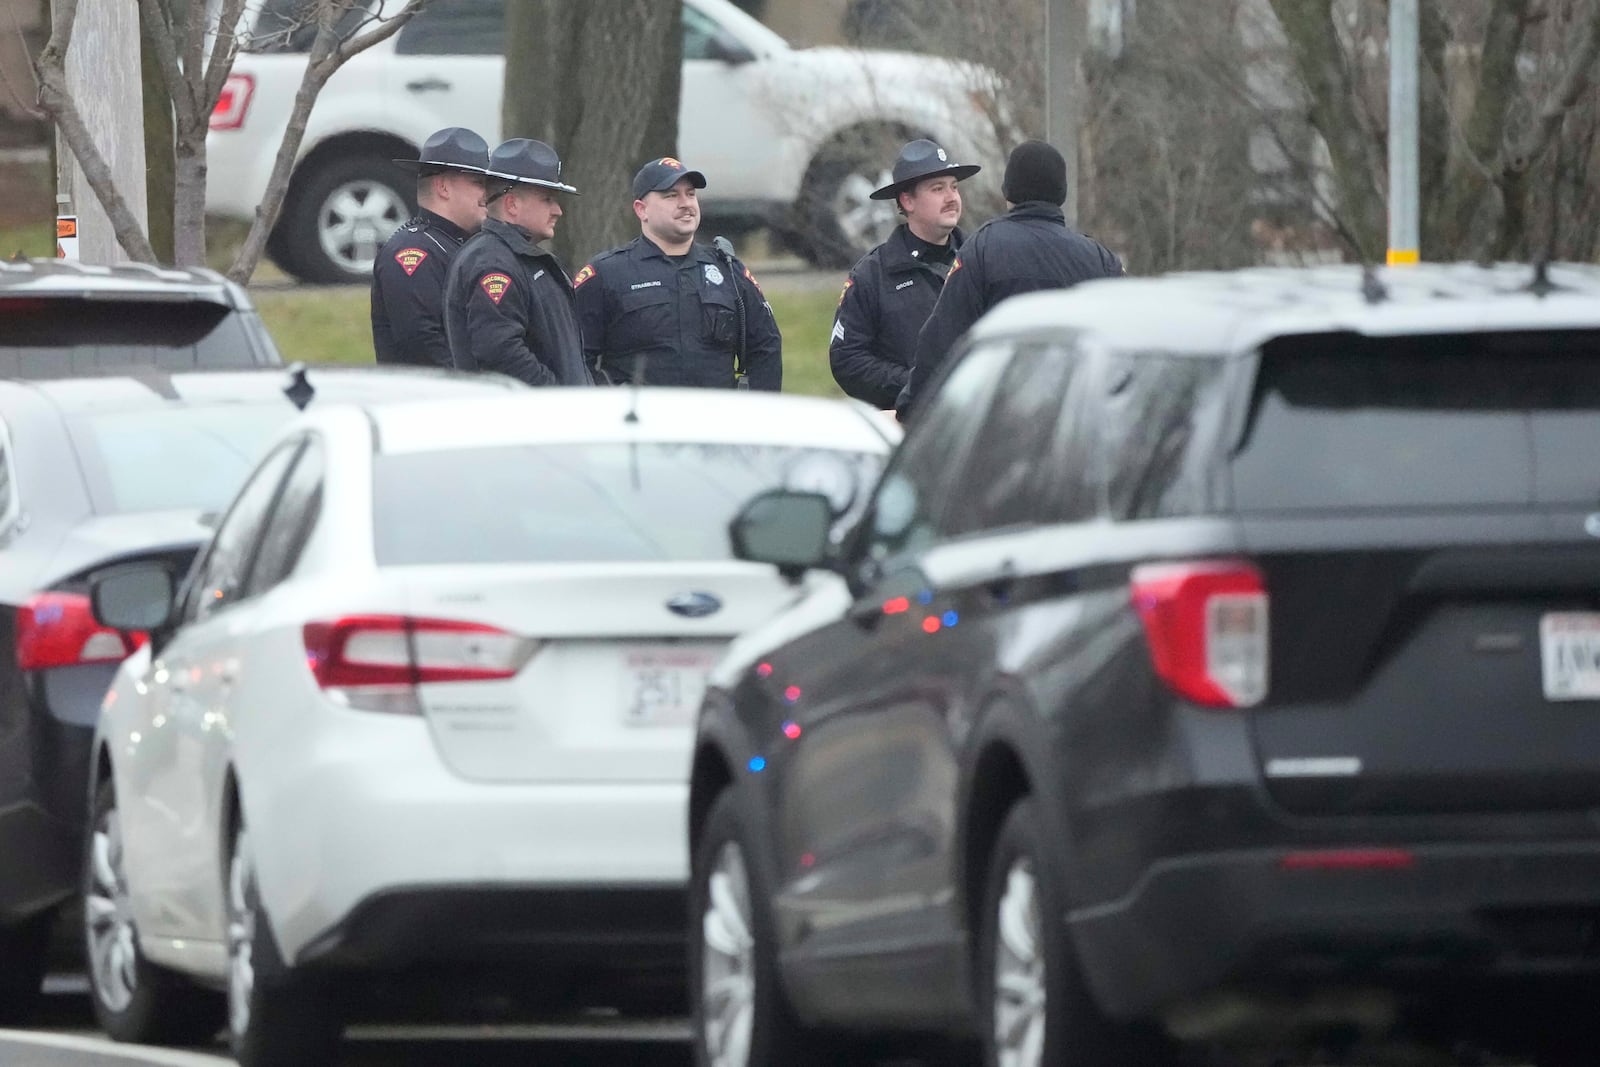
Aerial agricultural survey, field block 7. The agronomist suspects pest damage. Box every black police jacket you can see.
[573,235,781,390]
[900,202,1123,419]
[371,208,472,368]
[829,224,964,410]
[444,217,592,387]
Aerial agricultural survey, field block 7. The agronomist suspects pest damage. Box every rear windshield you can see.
[373,443,886,565]
[0,300,259,377]
[67,405,292,515]
[1232,331,1600,512]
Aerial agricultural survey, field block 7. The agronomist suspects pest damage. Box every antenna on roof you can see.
[1527,257,1561,298]
[283,362,315,411]
[623,354,647,425]
[1360,264,1389,305]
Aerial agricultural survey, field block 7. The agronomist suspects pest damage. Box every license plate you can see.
[622,646,720,726]
[1539,613,1600,700]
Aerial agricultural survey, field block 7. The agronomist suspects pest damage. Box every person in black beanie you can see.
[897,139,1123,420]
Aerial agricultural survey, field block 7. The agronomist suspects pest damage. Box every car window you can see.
[1102,353,1229,521]
[395,0,504,55]
[856,341,1013,575]
[185,442,299,623]
[373,444,885,565]
[245,438,325,597]
[65,404,295,515]
[1232,331,1600,513]
[0,299,258,376]
[944,341,1082,537]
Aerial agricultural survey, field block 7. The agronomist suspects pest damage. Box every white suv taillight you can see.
[210,73,255,131]
[302,615,538,714]
[1130,560,1268,708]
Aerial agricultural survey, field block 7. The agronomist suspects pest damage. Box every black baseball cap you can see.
[632,157,708,200]
[394,127,490,175]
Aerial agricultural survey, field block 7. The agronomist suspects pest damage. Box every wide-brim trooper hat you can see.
[394,127,491,175]
[486,138,580,195]
[869,139,981,201]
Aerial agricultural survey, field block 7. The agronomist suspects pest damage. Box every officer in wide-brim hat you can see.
[829,139,979,409]
[444,139,591,388]
[372,127,492,368]
[868,138,981,201]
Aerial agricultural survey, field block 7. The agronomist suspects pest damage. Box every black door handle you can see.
[406,77,452,93]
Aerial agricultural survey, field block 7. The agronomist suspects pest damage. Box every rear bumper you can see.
[1069,839,1600,1020]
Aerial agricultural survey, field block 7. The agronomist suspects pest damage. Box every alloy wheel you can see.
[829,168,899,251]
[85,801,138,1014]
[317,179,407,276]
[225,829,256,1041]
[993,857,1047,1067]
[700,840,757,1067]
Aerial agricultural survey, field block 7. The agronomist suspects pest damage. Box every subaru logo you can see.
[1586,513,1600,539]
[667,592,722,619]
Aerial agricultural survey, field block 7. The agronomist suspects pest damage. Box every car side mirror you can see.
[90,564,177,634]
[729,489,834,578]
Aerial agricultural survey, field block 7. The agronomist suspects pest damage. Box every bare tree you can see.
[33,0,430,278]
[503,0,683,268]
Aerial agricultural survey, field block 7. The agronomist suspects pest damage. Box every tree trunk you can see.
[504,0,683,269]
[142,4,175,264]
[172,124,207,267]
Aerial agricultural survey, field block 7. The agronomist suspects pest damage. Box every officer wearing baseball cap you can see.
[898,139,1124,420]
[573,157,781,390]
[371,127,490,368]
[829,139,979,409]
[443,139,591,386]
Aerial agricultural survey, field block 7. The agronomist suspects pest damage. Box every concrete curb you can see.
[0,1030,228,1066]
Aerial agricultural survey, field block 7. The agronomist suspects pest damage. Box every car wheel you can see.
[274,153,414,285]
[0,908,52,1025]
[226,820,342,1067]
[978,799,1176,1067]
[691,791,868,1067]
[794,126,915,269]
[83,777,221,1044]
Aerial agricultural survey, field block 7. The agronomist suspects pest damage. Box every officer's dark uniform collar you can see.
[631,233,713,263]
[417,207,472,244]
[1008,202,1067,224]
[883,223,963,271]
[482,215,548,256]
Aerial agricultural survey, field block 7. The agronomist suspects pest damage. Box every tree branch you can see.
[138,0,195,131]
[34,0,157,263]
[1508,1,1600,171]
[201,0,252,119]
[228,0,431,282]
[1437,0,1529,245]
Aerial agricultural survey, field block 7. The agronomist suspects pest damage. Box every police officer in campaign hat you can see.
[371,127,490,367]
[444,139,591,387]
[898,139,1123,420]
[829,139,978,409]
[573,157,781,390]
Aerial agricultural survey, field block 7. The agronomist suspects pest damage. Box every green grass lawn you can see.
[1,222,52,260]
[255,283,847,398]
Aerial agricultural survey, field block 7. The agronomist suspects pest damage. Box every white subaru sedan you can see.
[83,388,892,1066]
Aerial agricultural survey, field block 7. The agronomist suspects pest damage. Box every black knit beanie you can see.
[1002,140,1068,205]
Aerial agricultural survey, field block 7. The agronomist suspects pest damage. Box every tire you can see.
[0,907,52,1025]
[225,820,342,1067]
[793,126,915,269]
[273,153,414,285]
[690,790,873,1067]
[83,777,222,1045]
[977,799,1177,1067]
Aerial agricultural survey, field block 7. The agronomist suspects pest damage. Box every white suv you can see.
[208,0,1006,283]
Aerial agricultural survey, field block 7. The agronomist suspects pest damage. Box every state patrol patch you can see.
[480,272,513,305]
[948,256,963,277]
[395,247,428,276]
[574,264,596,287]
[742,266,764,293]
[704,263,724,286]
[838,278,853,306]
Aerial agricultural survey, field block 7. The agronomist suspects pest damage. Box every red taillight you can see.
[210,73,255,131]
[1130,560,1268,708]
[302,614,535,696]
[16,592,146,672]
[1280,848,1415,872]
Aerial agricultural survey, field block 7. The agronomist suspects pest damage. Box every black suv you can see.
[0,258,282,376]
[688,263,1600,1067]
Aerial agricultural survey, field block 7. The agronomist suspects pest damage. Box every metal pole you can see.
[1387,0,1419,265]
[1045,0,1083,226]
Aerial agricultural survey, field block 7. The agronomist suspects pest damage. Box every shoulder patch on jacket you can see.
[574,264,596,287]
[837,278,853,306]
[479,272,512,305]
[947,256,963,277]
[742,265,764,293]
[394,247,428,276]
